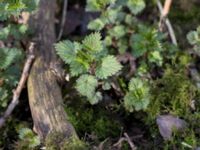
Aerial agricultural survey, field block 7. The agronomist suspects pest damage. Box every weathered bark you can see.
[27,0,77,140]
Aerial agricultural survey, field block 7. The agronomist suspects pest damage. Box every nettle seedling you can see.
[187,26,200,54]
[55,32,122,104]
[124,77,150,112]
[86,0,164,71]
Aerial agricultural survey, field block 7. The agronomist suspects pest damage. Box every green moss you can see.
[147,69,197,121]
[45,131,66,150]
[61,135,88,150]
[65,106,121,140]
[45,131,87,150]
[146,68,200,148]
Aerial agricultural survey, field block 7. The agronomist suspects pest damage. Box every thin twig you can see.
[98,138,109,150]
[157,0,177,46]
[113,133,137,150]
[57,0,68,41]
[0,43,35,128]
[124,133,137,150]
[113,137,126,148]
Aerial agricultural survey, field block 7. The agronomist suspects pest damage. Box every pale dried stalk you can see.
[157,0,177,45]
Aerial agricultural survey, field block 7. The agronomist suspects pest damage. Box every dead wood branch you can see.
[113,133,137,150]
[27,0,77,140]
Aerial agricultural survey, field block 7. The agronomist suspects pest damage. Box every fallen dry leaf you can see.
[156,114,187,140]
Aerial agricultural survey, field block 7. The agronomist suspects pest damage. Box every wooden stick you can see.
[162,0,172,17]
[157,0,177,46]
[0,43,35,128]
[124,133,137,150]
[113,133,137,150]
[57,0,68,41]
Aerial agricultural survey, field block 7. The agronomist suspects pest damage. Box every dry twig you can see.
[0,43,35,128]
[113,133,137,150]
[157,0,177,45]
[57,0,68,41]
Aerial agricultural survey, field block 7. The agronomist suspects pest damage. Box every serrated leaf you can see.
[187,31,199,45]
[82,32,103,52]
[108,25,126,39]
[148,51,163,66]
[102,81,111,90]
[127,0,145,15]
[131,26,162,58]
[55,40,76,64]
[0,24,28,40]
[76,75,101,104]
[96,55,122,79]
[89,91,102,104]
[0,48,21,69]
[124,78,150,112]
[70,61,88,77]
[86,0,115,11]
[88,18,105,31]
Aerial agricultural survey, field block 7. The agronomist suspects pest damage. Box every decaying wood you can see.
[0,43,35,128]
[27,0,77,139]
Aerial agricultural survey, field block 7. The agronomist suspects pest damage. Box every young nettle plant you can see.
[187,26,200,54]
[86,0,164,71]
[55,32,122,104]
[124,77,150,112]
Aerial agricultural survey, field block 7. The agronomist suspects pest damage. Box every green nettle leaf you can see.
[131,26,162,58]
[76,74,102,104]
[148,51,163,66]
[0,25,10,39]
[55,40,76,64]
[0,24,28,40]
[82,32,103,52]
[92,92,103,104]
[70,61,88,77]
[96,55,122,79]
[109,25,126,39]
[86,0,115,11]
[124,78,150,112]
[187,31,199,45]
[88,18,105,31]
[105,8,120,23]
[104,36,112,46]
[76,75,98,97]
[127,0,145,15]
[18,128,40,148]
[86,0,101,11]
[102,81,111,90]
[117,38,128,54]
[0,48,21,69]
[0,0,38,20]
[0,87,9,107]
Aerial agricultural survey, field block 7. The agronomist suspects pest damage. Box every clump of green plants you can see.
[0,48,22,110]
[0,0,38,111]
[86,0,164,69]
[55,32,122,104]
[14,127,40,150]
[187,26,200,54]
[0,0,38,20]
[124,77,150,112]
